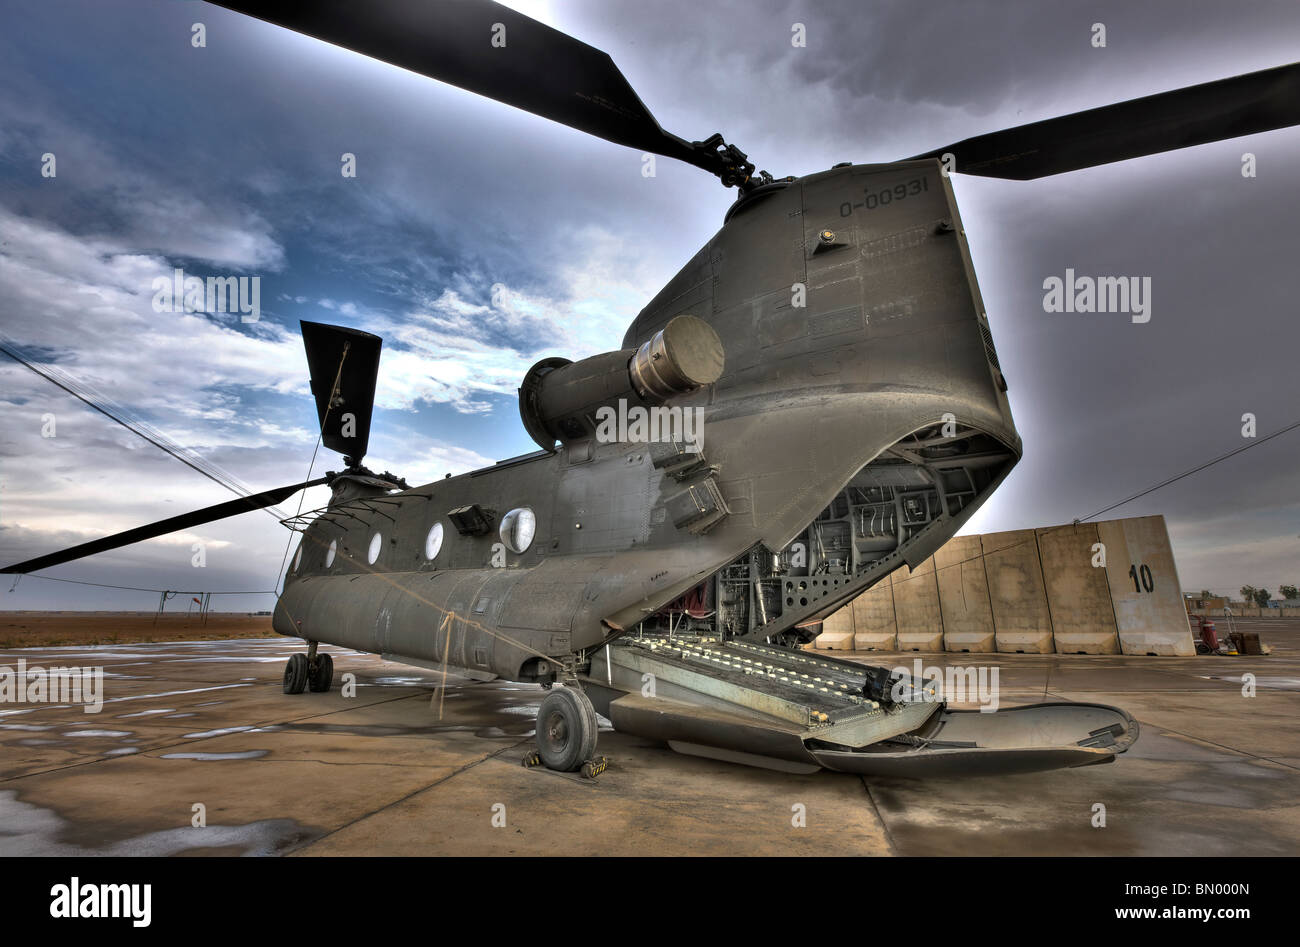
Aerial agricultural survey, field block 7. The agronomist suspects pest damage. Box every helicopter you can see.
[6,0,1298,777]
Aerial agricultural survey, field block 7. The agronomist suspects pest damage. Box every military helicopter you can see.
[6,0,1298,777]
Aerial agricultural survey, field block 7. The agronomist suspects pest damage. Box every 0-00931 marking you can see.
[840,176,928,217]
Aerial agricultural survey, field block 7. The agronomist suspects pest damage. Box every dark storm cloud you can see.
[1,0,1297,607]
[782,0,1299,111]
[555,0,1300,591]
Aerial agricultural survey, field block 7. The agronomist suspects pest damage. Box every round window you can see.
[425,522,444,561]
[325,539,337,568]
[499,507,536,554]
[367,532,383,565]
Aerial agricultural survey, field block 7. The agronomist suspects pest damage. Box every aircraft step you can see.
[590,634,938,747]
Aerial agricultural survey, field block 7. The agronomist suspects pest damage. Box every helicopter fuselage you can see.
[274,159,1020,682]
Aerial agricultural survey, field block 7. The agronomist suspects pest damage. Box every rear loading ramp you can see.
[811,702,1139,777]
[587,636,1138,776]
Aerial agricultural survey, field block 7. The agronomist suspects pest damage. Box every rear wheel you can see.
[308,652,334,692]
[283,653,308,694]
[535,686,597,772]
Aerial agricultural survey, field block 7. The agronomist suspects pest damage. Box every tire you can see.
[283,653,309,694]
[308,652,334,692]
[535,686,597,772]
[579,686,600,742]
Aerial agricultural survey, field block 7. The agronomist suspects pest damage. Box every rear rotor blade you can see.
[301,321,381,464]
[909,62,1300,179]
[208,0,702,167]
[0,478,328,575]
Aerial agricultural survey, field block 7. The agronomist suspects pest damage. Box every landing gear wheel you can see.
[535,686,597,772]
[308,652,334,692]
[283,653,308,694]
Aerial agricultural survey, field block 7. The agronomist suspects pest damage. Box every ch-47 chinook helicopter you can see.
[7,1,1299,777]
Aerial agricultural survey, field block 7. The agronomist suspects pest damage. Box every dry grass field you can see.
[0,612,275,648]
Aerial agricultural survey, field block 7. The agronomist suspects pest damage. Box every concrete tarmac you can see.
[1,622,1297,856]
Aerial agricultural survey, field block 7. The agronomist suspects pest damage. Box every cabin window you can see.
[326,539,338,568]
[425,522,444,561]
[367,532,383,565]
[499,507,536,554]
[292,545,302,572]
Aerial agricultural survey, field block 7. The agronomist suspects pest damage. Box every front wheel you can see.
[283,653,309,694]
[308,653,334,692]
[535,686,597,772]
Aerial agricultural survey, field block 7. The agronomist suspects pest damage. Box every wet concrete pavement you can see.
[1,623,1297,856]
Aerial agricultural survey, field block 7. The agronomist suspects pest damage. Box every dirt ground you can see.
[1,629,1296,856]
[0,612,275,648]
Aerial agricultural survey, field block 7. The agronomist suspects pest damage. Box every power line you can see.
[0,334,291,521]
[7,572,275,595]
[1078,418,1300,522]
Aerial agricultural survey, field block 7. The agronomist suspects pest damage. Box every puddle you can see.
[1202,674,1300,689]
[160,750,268,761]
[182,726,256,739]
[159,657,286,664]
[373,676,433,686]
[117,709,176,718]
[0,790,316,855]
[61,730,132,738]
[101,684,253,705]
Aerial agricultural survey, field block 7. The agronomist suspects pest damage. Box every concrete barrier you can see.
[934,535,996,652]
[1097,516,1195,656]
[816,513,1197,656]
[852,581,898,650]
[981,529,1055,653]
[815,604,856,651]
[892,559,944,651]
[1036,523,1119,654]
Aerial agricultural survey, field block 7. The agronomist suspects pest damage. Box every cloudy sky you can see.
[1,0,1297,611]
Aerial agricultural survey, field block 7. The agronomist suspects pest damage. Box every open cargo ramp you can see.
[584,636,1138,777]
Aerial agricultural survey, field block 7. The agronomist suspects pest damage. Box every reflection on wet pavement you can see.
[0,631,1297,856]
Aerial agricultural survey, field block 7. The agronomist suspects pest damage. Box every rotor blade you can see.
[0,478,328,575]
[909,62,1300,179]
[208,0,702,167]
[301,321,381,463]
